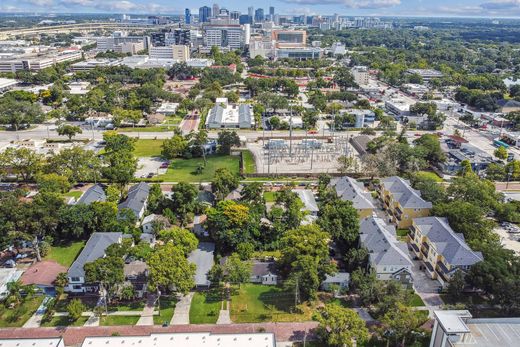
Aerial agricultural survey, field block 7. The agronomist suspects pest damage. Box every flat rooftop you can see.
[459,318,520,346]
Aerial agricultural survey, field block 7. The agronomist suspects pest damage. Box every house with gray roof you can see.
[321,272,350,293]
[76,184,106,205]
[66,232,122,293]
[360,217,413,284]
[329,176,375,218]
[410,217,484,287]
[206,99,254,129]
[188,242,214,288]
[251,261,278,285]
[380,176,432,228]
[118,182,150,221]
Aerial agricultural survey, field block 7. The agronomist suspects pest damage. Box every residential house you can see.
[329,176,375,218]
[379,176,432,229]
[359,217,413,286]
[321,272,350,292]
[124,260,148,298]
[410,217,484,287]
[251,261,278,285]
[76,184,106,205]
[66,232,123,293]
[141,214,170,234]
[118,182,150,221]
[293,189,319,225]
[188,242,214,288]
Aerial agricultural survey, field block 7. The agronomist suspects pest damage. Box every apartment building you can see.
[329,176,375,218]
[204,25,245,49]
[351,66,369,86]
[271,29,307,48]
[0,49,82,73]
[379,176,432,228]
[359,217,413,285]
[410,217,483,287]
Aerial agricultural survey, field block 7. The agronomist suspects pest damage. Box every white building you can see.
[204,25,246,49]
[0,338,64,347]
[0,78,18,93]
[206,99,254,129]
[0,49,82,73]
[156,102,179,115]
[385,98,416,117]
[352,66,369,86]
[186,58,214,68]
[149,45,190,61]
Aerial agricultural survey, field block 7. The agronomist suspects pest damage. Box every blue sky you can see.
[2,0,520,17]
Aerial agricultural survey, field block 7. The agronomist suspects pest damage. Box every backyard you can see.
[159,154,240,182]
[44,241,85,267]
[230,284,313,323]
[0,295,44,327]
[189,290,222,324]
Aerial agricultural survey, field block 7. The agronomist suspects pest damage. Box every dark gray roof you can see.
[323,272,350,284]
[207,105,224,125]
[381,176,432,209]
[413,217,483,267]
[77,184,106,205]
[68,232,122,278]
[360,217,413,267]
[252,261,277,277]
[498,99,520,108]
[188,242,215,286]
[118,182,150,219]
[350,135,372,156]
[330,176,375,210]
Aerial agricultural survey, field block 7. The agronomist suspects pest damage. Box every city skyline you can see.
[2,0,520,18]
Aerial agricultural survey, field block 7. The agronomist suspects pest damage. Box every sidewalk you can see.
[216,301,231,324]
[23,296,51,328]
[137,295,157,326]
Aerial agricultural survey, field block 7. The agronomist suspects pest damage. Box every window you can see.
[73,285,82,290]
[70,277,80,282]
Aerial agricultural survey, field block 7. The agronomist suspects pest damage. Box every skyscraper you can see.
[199,6,211,23]
[254,8,264,22]
[185,8,191,24]
[248,6,254,17]
[230,11,240,20]
[212,3,220,18]
[269,6,275,17]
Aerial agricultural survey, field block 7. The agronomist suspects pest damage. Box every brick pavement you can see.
[0,322,318,346]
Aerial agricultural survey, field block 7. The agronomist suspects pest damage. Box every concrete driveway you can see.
[171,292,194,325]
[135,157,168,178]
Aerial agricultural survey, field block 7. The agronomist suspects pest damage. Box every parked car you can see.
[147,173,155,178]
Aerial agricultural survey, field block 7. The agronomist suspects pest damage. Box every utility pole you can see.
[294,277,300,306]
[289,105,293,158]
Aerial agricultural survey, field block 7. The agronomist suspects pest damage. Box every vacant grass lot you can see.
[133,139,165,157]
[45,241,85,267]
[241,150,256,174]
[159,155,240,182]
[100,315,140,326]
[230,284,313,323]
[118,126,176,133]
[0,296,44,327]
[153,296,177,325]
[41,316,88,327]
[416,170,443,182]
[189,290,222,324]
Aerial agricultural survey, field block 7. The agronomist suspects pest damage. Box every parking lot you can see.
[135,157,168,178]
[494,224,520,255]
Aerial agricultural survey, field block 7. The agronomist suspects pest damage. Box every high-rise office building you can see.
[248,6,254,17]
[185,8,191,24]
[239,15,252,25]
[199,6,211,23]
[212,4,220,18]
[230,11,240,20]
[269,6,275,17]
[254,8,264,22]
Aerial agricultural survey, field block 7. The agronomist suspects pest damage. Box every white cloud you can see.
[279,0,400,9]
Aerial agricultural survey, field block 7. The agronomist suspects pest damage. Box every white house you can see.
[251,261,278,285]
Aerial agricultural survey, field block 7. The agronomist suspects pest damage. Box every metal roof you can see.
[381,176,432,209]
[68,232,122,278]
[77,184,106,205]
[330,176,375,210]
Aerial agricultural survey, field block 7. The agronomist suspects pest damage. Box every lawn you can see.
[107,301,145,312]
[100,315,140,326]
[189,290,222,324]
[45,241,85,267]
[133,139,165,157]
[159,154,240,182]
[0,295,45,327]
[63,190,83,200]
[153,296,177,325]
[41,315,88,327]
[416,170,443,183]
[241,150,256,174]
[263,191,278,202]
[118,126,176,133]
[54,294,98,312]
[230,284,313,323]
[397,229,410,242]
[407,293,425,307]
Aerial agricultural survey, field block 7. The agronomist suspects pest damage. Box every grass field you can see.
[230,284,313,323]
[153,296,177,325]
[263,191,278,202]
[107,301,145,312]
[118,126,176,133]
[159,154,240,182]
[0,296,44,327]
[133,139,165,157]
[241,150,256,174]
[416,170,443,182]
[45,241,85,267]
[41,316,88,327]
[407,293,426,307]
[100,315,140,326]
[189,290,222,324]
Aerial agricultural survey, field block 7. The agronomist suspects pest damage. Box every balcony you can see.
[437,260,451,274]
[421,248,429,258]
[410,242,420,253]
[437,269,450,283]
[421,242,430,252]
